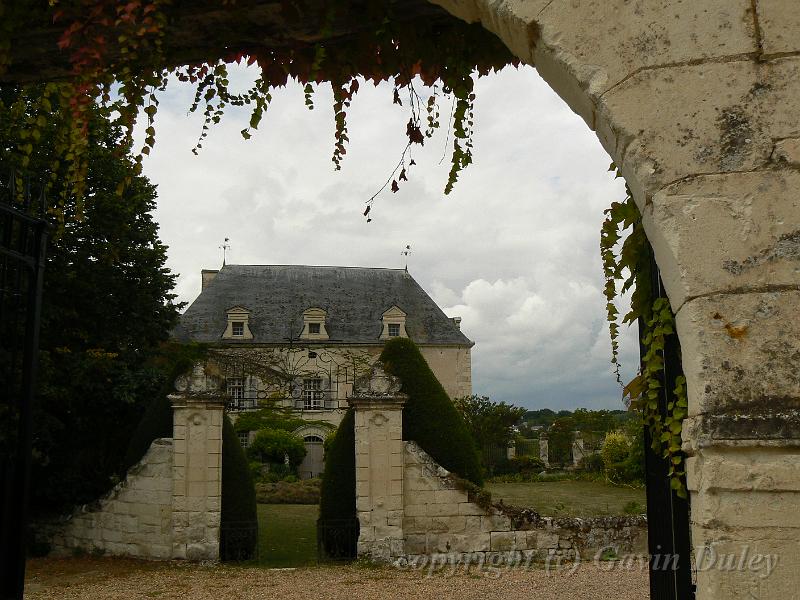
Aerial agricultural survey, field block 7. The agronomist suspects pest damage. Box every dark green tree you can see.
[454,394,525,472]
[1,87,183,514]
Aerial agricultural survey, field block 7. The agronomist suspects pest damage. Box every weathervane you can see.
[401,244,412,271]
[219,237,230,266]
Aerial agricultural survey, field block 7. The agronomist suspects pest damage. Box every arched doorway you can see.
[299,435,325,480]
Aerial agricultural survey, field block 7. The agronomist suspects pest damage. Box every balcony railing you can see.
[226,390,340,411]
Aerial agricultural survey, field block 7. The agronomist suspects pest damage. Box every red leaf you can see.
[391,180,399,193]
[363,205,371,217]
[399,168,407,181]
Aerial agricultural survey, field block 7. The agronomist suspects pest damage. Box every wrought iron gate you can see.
[642,255,695,600]
[0,173,49,600]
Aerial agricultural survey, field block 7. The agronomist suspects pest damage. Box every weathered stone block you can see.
[434,489,466,505]
[490,531,518,551]
[758,0,800,54]
[427,502,460,517]
[404,533,428,555]
[458,502,486,516]
[677,291,800,420]
[645,171,800,309]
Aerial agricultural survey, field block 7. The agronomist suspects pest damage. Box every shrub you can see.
[601,431,631,483]
[318,408,358,558]
[220,414,258,561]
[256,478,321,504]
[509,455,546,474]
[380,338,483,485]
[247,428,306,467]
[579,453,605,473]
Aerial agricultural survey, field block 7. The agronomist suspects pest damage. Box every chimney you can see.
[451,316,462,330]
[201,269,219,291]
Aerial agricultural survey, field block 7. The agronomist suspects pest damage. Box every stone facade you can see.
[351,384,647,565]
[38,364,225,561]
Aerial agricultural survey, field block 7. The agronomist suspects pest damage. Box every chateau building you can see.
[172,264,473,477]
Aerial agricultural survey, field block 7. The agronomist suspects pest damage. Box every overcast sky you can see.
[138,63,638,412]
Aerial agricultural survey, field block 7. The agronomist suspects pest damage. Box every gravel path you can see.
[25,557,649,600]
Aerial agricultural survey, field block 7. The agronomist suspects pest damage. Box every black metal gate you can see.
[0,173,49,600]
[642,255,695,600]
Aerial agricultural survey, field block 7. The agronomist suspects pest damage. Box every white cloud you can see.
[139,64,639,411]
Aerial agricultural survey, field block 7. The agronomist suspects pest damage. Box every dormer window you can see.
[222,306,254,340]
[301,307,329,340]
[380,305,408,339]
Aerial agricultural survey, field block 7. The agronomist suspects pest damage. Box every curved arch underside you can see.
[4,2,800,596]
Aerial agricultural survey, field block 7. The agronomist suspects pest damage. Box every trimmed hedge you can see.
[380,337,483,485]
[220,414,258,561]
[319,408,356,521]
[318,408,358,558]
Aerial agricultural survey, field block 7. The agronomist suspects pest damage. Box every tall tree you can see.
[1,86,183,514]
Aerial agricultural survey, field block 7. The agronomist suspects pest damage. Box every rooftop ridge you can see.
[220,264,408,272]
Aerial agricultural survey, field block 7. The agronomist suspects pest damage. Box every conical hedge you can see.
[380,337,483,486]
[318,408,358,558]
[220,414,258,560]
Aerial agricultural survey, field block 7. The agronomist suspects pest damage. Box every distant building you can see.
[173,264,473,477]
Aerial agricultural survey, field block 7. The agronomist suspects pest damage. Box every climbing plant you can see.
[0,0,513,223]
[600,175,688,498]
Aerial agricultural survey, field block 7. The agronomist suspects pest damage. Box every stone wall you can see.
[42,439,174,560]
[38,363,226,561]
[350,382,647,565]
[402,442,646,562]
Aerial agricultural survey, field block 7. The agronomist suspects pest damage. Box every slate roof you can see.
[172,264,473,346]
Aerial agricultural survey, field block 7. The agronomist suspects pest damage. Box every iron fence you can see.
[0,171,49,600]
[219,520,259,562]
[317,518,359,562]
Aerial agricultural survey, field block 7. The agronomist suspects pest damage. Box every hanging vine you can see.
[0,0,513,225]
[600,174,688,498]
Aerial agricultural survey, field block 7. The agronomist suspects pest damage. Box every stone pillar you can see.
[349,366,408,561]
[506,443,516,460]
[572,431,584,468]
[169,364,225,560]
[539,433,549,468]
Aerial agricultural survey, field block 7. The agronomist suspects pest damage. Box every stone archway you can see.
[4,2,798,597]
[429,2,800,597]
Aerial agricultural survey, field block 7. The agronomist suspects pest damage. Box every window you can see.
[301,307,329,340]
[302,378,323,410]
[388,323,401,337]
[223,306,253,340]
[227,377,244,401]
[304,435,324,443]
[238,431,250,448]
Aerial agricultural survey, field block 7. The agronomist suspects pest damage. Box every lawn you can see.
[255,503,319,567]
[486,480,646,517]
